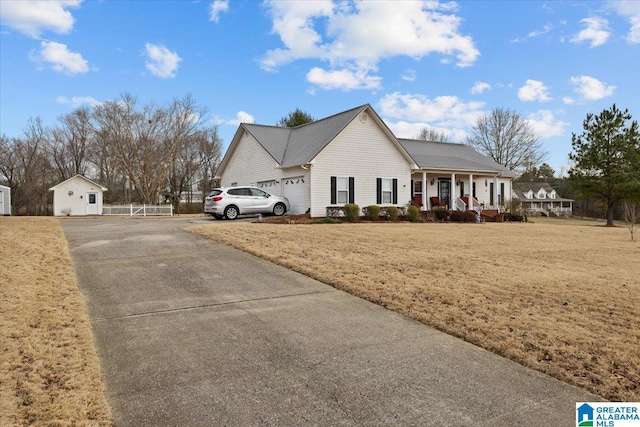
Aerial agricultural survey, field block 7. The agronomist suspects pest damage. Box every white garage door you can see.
[283,177,307,214]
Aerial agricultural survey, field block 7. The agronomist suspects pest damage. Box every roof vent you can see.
[360,112,369,123]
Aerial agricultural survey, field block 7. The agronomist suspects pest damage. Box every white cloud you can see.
[306,66,381,91]
[31,41,88,75]
[144,43,182,78]
[209,0,229,23]
[56,95,101,107]
[378,92,485,130]
[401,69,417,82]
[562,96,575,105]
[261,0,479,90]
[518,79,552,102]
[570,75,616,100]
[526,110,568,138]
[570,17,610,47]
[228,111,254,126]
[0,0,81,38]
[608,0,640,43]
[471,81,490,94]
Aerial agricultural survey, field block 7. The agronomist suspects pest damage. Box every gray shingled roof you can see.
[398,139,516,176]
[512,182,574,201]
[221,104,517,177]
[242,105,368,167]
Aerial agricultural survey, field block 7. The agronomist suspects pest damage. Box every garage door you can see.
[283,177,307,214]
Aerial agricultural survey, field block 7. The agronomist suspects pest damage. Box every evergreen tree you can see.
[568,104,640,225]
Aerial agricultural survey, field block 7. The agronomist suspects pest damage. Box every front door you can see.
[86,192,98,215]
[439,179,450,208]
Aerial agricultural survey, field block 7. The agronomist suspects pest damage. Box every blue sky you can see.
[1,0,638,174]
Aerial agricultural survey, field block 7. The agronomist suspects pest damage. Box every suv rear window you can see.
[208,189,223,197]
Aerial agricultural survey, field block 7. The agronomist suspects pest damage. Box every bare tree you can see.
[93,93,211,205]
[196,126,223,196]
[0,118,54,215]
[48,106,94,181]
[415,127,453,143]
[466,107,546,172]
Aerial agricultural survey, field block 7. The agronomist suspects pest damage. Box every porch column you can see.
[451,172,456,209]
[468,174,473,210]
[422,171,427,210]
[493,176,498,210]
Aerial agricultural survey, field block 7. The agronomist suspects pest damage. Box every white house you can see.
[512,182,573,217]
[49,175,108,216]
[0,185,11,215]
[216,104,514,218]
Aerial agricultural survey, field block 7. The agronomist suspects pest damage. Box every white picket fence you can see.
[103,204,173,216]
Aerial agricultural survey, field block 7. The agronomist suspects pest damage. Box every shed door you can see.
[86,192,98,215]
[283,177,307,214]
[0,190,4,214]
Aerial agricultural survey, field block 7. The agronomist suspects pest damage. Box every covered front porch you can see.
[410,170,510,212]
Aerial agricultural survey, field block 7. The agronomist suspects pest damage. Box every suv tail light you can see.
[213,196,223,202]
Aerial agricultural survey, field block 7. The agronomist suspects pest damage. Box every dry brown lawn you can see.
[189,218,640,401]
[0,217,112,426]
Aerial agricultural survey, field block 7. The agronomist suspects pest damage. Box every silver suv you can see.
[204,186,290,220]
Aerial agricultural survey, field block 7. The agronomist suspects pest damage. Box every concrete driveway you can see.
[62,217,599,426]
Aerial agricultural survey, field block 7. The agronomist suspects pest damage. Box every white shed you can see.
[0,185,11,215]
[49,175,108,216]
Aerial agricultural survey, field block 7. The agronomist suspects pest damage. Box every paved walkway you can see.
[62,217,599,426]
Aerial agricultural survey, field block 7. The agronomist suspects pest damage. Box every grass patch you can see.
[0,217,112,426]
[189,219,640,401]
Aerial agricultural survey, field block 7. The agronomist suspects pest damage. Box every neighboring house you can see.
[49,175,108,216]
[512,182,573,217]
[0,185,11,215]
[216,104,514,218]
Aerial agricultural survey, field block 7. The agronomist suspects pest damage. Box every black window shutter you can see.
[392,179,398,204]
[330,176,336,204]
[348,177,355,204]
[410,180,414,198]
[376,178,382,204]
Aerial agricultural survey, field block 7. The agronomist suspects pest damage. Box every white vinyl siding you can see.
[220,131,283,196]
[310,111,412,217]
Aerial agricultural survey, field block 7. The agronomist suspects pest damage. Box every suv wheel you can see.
[224,205,239,220]
[273,203,286,216]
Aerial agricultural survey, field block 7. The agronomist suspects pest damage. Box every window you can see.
[413,180,422,194]
[331,176,354,204]
[228,188,252,196]
[250,188,268,197]
[337,177,349,203]
[382,179,392,203]
[377,178,398,204]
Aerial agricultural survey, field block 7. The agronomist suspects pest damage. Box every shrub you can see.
[464,210,477,222]
[433,208,449,222]
[407,205,420,222]
[507,213,523,222]
[343,203,360,222]
[363,205,381,221]
[450,210,465,222]
[386,206,399,221]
